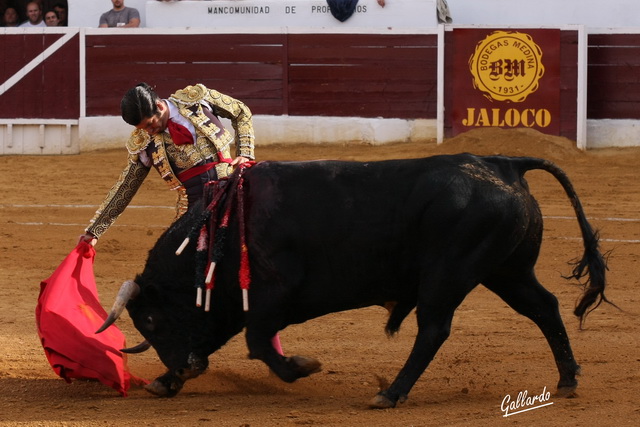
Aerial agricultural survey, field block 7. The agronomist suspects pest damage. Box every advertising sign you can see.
[451,29,561,136]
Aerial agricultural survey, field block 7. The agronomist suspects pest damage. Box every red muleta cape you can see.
[36,241,147,396]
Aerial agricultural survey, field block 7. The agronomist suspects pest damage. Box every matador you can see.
[83,83,255,240]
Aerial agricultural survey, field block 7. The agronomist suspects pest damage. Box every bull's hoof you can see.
[555,385,578,398]
[144,378,183,397]
[288,355,322,378]
[556,376,578,398]
[271,355,322,383]
[369,393,396,409]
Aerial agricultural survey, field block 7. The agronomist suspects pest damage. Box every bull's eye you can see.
[145,315,155,331]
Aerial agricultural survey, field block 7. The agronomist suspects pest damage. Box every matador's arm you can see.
[85,159,150,239]
[202,88,255,159]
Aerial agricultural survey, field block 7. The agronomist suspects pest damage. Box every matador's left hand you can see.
[231,156,251,166]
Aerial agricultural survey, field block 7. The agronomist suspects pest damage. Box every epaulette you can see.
[125,128,151,160]
[169,84,208,105]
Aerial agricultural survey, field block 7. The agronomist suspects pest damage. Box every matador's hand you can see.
[78,233,97,246]
[231,156,251,166]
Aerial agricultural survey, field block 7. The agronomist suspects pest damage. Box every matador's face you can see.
[136,100,169,136]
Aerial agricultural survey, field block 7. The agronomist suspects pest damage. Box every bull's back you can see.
[244,157,454,242]
[245,155,531,238]
[240,155,537,315]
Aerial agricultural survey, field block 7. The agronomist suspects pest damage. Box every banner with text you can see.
[451,29,561,136]
[146,0,437,29]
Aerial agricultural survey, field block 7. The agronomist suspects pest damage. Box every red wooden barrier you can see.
[0,30,638,124]
[588,33,640,119]
[0,32,79,119]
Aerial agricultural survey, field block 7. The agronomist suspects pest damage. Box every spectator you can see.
[19,1,45,27]
[99,0,140,28]
[2,7,19,27]
[326,0,359,22]
[437,0,452,23]
[52,2,66,26]
[10,0,26,23]
[43,8,58,26]
[12,0,42,23]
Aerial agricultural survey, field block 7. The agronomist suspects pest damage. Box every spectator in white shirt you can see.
[19,1,46,27]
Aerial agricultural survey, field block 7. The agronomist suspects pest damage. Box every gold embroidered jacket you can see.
[86,84,255,238]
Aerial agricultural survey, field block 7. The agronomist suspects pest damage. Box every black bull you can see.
[98,154,608,408]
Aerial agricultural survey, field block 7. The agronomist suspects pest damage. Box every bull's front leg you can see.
[144,371,185,397]
[144,353,209,397]
[246,329,322,382]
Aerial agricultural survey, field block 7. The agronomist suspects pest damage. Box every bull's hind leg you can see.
[371,285,470,409]
[483,272,580,397]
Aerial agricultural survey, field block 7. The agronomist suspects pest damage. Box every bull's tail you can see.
[514,157,611,328]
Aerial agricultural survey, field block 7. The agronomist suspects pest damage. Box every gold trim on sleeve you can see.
[85,159,150,238]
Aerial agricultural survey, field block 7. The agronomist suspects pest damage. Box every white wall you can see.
[446,0,640,29]
[146,0,436,29]
[78,115,436,151]
[588,120,640,149]
[69,0,437,29]
[70,0,640,30]
[0,120,79,155]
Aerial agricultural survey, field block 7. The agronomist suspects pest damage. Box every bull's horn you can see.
[120,340,151,354]
[95,280,140,334]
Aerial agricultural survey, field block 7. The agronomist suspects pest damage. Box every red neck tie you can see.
[166,120,194,145]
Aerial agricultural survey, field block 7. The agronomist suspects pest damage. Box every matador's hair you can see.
[121,83,160,126]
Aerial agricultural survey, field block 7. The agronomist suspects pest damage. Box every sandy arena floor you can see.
[0,128,638,426]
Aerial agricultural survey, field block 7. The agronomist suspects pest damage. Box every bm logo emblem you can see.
[469,31,544,102]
